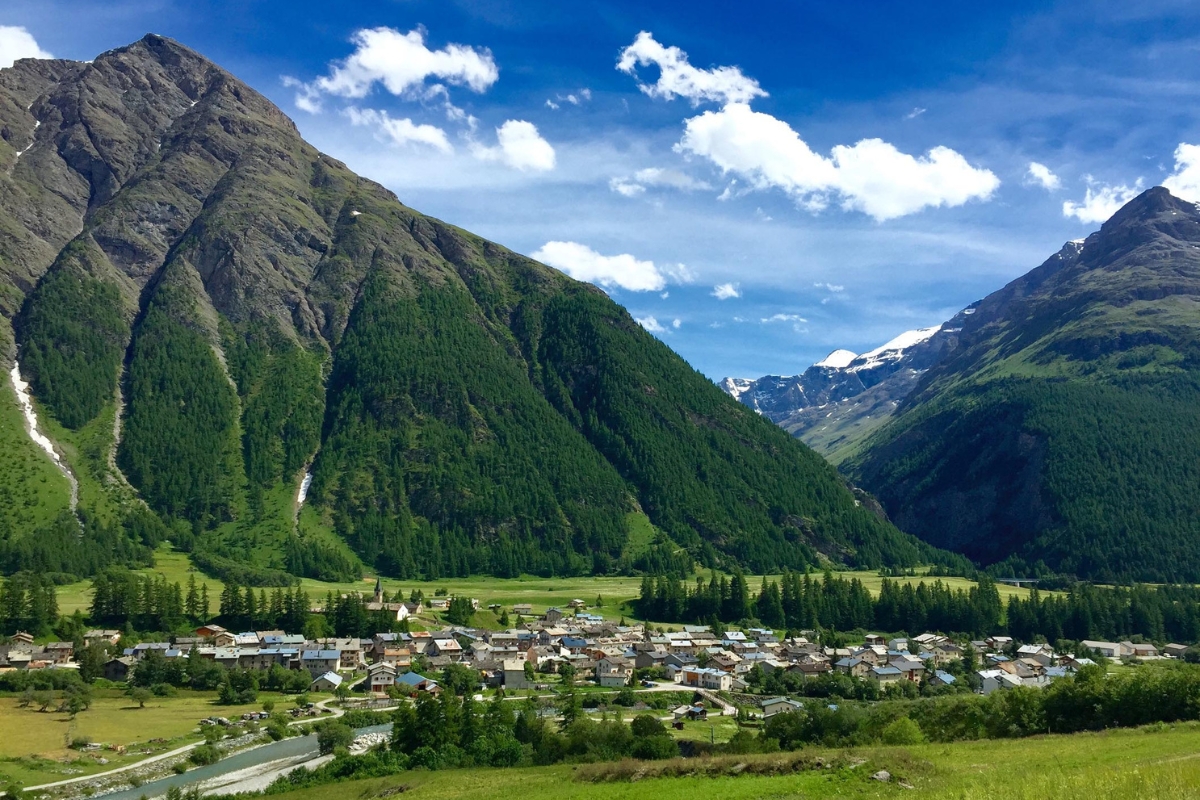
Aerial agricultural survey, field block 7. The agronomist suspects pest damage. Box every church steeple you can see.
[373,577,383,604]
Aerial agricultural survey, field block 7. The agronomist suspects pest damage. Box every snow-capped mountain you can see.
[720,307,976,460]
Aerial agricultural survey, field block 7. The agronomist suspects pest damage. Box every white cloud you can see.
[532,241,675,292]
[1162,143,1200,202]
[546,88,592,109]
[617,31,766,106]
[636,316,667,333]
[1026,161,1061,190]
[762,313,806,323]
[814,282,845,292]
[672,318,682,329]
[290,27,497,112]
[677,103,999,221]
[0,25,52,69]
[345,107,452,153]
[711,282,741,300]
[1062,176,1143,223]
[610,167,713,197]
[906,107,927,119]
[609,178,646,197]
[471,120,556,171]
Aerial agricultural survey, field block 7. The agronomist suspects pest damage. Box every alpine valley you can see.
[0,35,957,585]
[724,187,1200,583]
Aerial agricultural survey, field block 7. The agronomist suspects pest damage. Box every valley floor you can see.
[42,547,1039,622]
[249,722,1200,800]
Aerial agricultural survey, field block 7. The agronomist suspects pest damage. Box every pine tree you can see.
[185,574,199,620]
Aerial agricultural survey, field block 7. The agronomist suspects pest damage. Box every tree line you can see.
[765,662,1200,748]
[636,569,1200,644]
[635,571,1004,637]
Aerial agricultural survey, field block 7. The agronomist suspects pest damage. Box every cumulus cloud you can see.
[617,31,766,105]
[470,120,556,171]
[616,36,997,221]
[814,282,844,292]
[677,103,999,221]
[672,318,682,328]
[0,25,52,69]
[288,27,497,112]
[762,313,806,323]
[610,167,713,197]
[1162,143,1200,202]
[532,241,684,292]
[1062,176,1143,223]
[711,282,741,300]
[1026,161,1061,191]
[345,107,452,153]
[636,316,667,333]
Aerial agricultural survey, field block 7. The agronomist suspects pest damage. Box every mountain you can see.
[720,316,969,461]
[844,187,1200,582]
[0,35,955,583]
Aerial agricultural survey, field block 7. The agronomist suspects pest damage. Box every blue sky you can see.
[4,1,1200,379]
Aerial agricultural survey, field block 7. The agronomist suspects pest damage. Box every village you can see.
[1,579,1191,720]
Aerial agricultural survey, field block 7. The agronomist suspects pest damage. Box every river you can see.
[95,724,392,800]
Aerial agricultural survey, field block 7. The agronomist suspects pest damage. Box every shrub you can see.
[316,722,354,755]
[880,716,925,746]
[189,745,221,766]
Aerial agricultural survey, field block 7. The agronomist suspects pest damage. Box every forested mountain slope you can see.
[0,35,955,582]
[846,187,1200,582]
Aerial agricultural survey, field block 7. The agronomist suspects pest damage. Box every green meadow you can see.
[257,722,1200,800]
[43,546,1037,626]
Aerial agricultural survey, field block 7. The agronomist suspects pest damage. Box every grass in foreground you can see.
[251,722,1200,800]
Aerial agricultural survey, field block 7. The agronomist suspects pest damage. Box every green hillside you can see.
[0,35,957,583]
[848,187,1200,582]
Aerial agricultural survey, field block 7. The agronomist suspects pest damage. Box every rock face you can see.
[0,35,948,580]
[846,188,1200,582]
[720,316,972,462]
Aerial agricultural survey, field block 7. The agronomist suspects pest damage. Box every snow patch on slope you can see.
[10,362,78,509]
[719,377,754,401]
[297,471,313,505]
[11,364,61,464]
[847,325,942,372]
[815,349,857,369]
[13,120,39,163]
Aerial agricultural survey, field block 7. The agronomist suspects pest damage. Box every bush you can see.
[630,715,666,738]
[630,735,679,760]
[266,718,290,741]
[173,762,188,774]
[316,722,354,755]
[880,716,925,746]
[189,745,221,766]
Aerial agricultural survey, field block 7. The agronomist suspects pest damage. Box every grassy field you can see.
[666,714,742,744]
[239,722,1200,800]
[0,688,319,787]
[47,546,1037,625]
